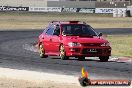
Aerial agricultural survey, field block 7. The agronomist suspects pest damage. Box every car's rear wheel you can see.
[39,44,48,58]
[60,45,69,60]
[78,57,85,61]
[99,56,109,62]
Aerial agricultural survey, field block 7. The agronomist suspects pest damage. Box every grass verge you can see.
[106,35,132,58]
[0,12,132,30]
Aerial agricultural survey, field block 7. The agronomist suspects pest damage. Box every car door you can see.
[50,25,60,53]
[43,26,54,53]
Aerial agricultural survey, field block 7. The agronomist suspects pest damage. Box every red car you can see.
[38,21,111,62]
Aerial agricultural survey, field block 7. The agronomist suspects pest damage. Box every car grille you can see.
[82,43,101,46]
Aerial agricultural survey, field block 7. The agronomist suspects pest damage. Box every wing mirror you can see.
[53,32,60,36]
[98,32,103,36]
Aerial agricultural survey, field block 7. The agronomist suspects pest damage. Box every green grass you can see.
[106,35,132,58]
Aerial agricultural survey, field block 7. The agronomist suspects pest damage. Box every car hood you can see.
[62,36,108,44]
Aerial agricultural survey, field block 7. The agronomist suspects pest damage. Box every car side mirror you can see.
[53,32,60,36]
[98,32,103,36]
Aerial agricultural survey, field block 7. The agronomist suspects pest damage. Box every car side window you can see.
[46,27,54,35]
[53,26,60,36]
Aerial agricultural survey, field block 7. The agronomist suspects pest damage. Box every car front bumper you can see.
[65,46,111,57]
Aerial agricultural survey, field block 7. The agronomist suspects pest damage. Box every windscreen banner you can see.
[0,6,29,11]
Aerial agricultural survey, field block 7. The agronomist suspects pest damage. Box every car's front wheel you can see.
[99,56,109,62]
[39,44,48,58]
[60,45,69,60]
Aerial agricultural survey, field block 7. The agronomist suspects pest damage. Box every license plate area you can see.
[87,49,97,53]
[82,48,100,54]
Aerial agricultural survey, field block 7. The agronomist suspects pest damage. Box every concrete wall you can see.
[47,1,95,8]
[96,1,129,8]
[127,6,132,16]
[0,0,47,7]
[0,0,130,8]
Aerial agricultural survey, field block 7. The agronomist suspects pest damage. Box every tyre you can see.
[39,44,48,58]
[99,56,109,62]
[78,57,85,61]
[59,45,69,60]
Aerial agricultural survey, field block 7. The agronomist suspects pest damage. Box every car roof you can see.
[49,21,87,25]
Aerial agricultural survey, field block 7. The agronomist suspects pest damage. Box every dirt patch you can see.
[0,77,80,88]
[0,67,80,88]
[0,67,131,88]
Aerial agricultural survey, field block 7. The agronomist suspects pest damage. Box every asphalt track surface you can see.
[0,28,132,80]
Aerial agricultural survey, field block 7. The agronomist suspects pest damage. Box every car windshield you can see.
[61,24,97,36]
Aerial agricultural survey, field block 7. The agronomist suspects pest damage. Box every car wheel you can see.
[60,45,69,60]
[99,56,109,62]
[39,44,48,58]
[78,57,85,61]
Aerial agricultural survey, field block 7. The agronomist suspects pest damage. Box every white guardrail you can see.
[1,6,130,17]
[29,7,95,13]
[0,6,29,11]
[95,8,127,17]
[29,7,62,12]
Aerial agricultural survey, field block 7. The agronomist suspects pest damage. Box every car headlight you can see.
[68,42,81,47]
[101,42,110,46]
